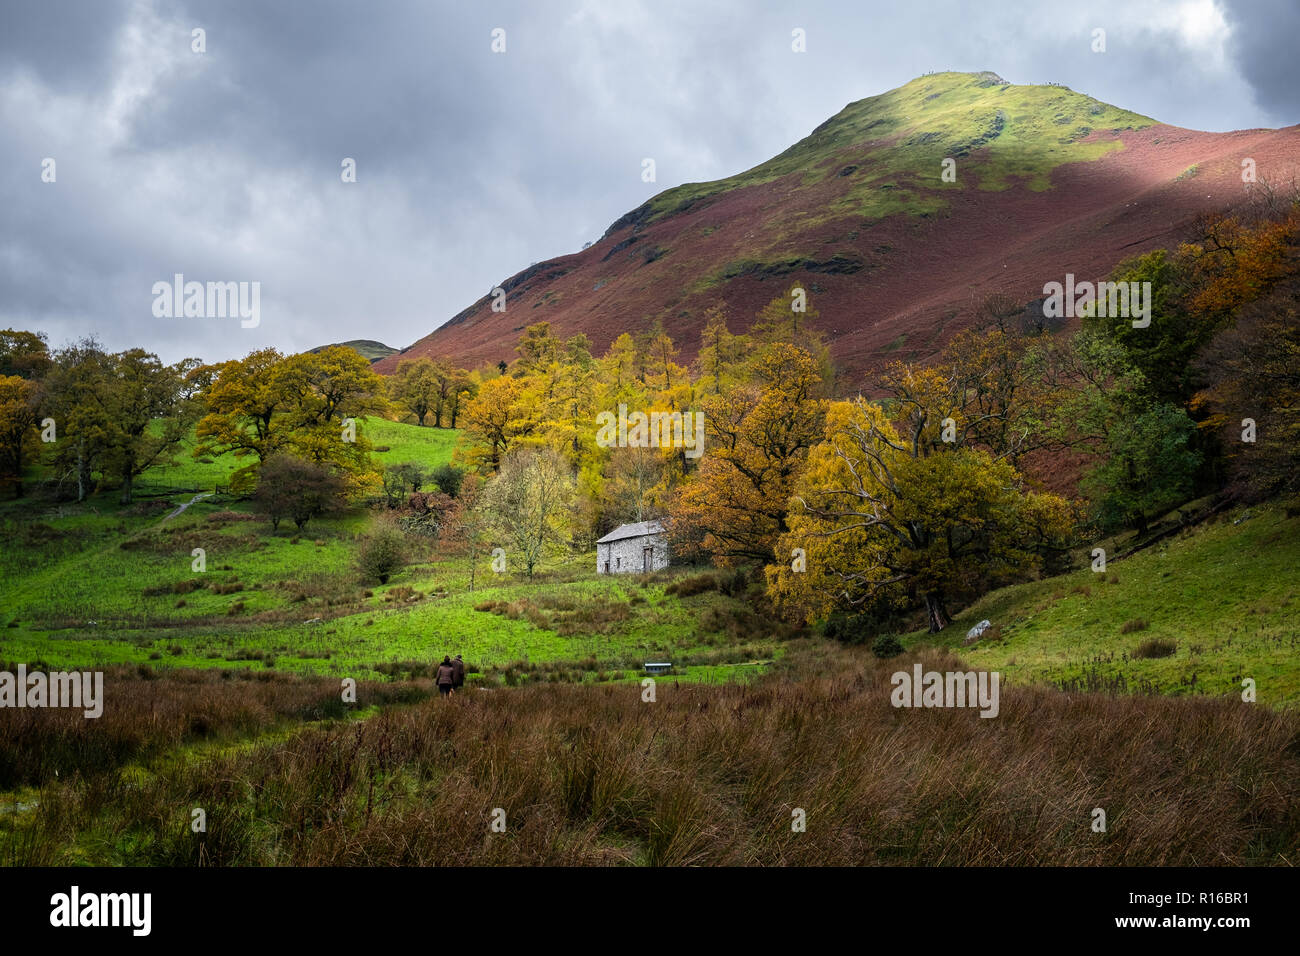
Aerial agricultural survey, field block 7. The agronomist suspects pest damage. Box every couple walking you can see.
[436,654,464,695]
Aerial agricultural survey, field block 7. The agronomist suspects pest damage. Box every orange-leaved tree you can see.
[673,343,827,564]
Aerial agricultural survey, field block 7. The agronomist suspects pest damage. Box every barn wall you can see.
[596,533,669,573]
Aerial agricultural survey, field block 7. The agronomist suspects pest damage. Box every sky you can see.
[1,0,1296,365]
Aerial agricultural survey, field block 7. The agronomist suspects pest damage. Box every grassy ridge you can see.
[647,71,1154,224]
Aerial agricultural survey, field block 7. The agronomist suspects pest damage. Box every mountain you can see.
[307,339,398,363]
[375,71,1300,385]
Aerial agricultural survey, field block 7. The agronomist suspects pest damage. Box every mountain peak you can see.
[377,75,1296,387]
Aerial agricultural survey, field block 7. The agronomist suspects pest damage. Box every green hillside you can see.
[904,503,1300,708]
[134,418,461,493]
[645,70,1155,223]
[305,339,399,363]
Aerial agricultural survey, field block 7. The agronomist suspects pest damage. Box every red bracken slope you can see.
[375,72,1300,390]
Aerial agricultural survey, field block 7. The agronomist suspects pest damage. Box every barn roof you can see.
[595,520,667,544]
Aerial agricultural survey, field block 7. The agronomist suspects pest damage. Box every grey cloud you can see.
[1221,0,1300,125]
[0,0,1292,365]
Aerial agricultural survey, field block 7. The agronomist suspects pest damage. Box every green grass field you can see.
[0,417,780,684]
[905,503,1300,708]
[134,417,463,494]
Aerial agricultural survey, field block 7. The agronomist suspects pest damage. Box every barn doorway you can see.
[643,546,653,572]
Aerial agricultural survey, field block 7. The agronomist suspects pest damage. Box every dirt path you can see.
[162,492,212,522]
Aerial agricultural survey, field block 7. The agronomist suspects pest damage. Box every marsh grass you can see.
[4,645,1296,866]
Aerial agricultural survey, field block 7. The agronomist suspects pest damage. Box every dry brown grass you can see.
[9,645,1297,866]
[0,666,428,790]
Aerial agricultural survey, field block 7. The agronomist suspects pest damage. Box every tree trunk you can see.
[120,471,133,505]
[12,439,24,498]
[924,591,951,633]
[76,442,88,502]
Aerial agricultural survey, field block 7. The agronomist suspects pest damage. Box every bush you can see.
[665,572,719,598]
[871,634,904,659]
[822,612,872,646]
[357,525,407,584]
[1120,618,1149,634]
[1134,637,1177,659]
[717,566,750,597]
[254,455,347,531]
[430,463,465,498]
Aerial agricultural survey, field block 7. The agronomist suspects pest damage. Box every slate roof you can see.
[595,520,668,544]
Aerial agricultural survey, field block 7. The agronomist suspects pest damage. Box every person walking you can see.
[452,654,465,691]
[436,656,455,696]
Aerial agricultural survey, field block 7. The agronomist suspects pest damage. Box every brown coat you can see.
[452,658,465,687]
[436,663,455,686]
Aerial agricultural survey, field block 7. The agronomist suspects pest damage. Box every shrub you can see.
[1134,637,1177,659]
[430,463,465,498]
[1120,618,1149,634]
[871,634,904,659]
[357,525,407,584]
[665,572,719,597]
[717,566,750,597]
[254,455,347,531]
[822,612,873,646]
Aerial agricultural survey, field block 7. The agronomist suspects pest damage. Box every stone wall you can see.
[596,533,669,574]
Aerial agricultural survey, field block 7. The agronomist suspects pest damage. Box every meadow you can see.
[0,418,783,684]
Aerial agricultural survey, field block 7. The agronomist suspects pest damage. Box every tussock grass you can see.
[5,646,1296,866]
[0,666,427,790]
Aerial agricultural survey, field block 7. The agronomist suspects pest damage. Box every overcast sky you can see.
[1,0,1296,365]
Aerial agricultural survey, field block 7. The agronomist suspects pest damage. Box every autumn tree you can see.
[0,375,40,497]
[515,321,561,375]
[194,348,297,481]
[197,347,383,492]
[694,306,748,396]
[461,374,537,471]
[389,357,441,426]
[768,398,1073,632]
[1192,276,1300,499]
[602,444,668,526]
[481,446,575,576]
[1179,210,1294,320]
[937,326,1062,465]
[751,287,835,391]
[673,344,827,564]
[544,334,598,464]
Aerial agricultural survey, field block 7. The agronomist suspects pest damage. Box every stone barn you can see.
[595,520,669,574]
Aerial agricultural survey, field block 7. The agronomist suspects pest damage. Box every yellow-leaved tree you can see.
[768,397,1074,632]
[673,343,827,564]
